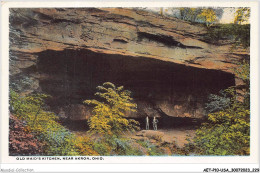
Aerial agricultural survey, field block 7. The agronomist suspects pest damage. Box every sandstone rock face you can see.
[9,8,249,120]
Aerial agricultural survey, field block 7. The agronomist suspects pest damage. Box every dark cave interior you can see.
[36,49,235,130]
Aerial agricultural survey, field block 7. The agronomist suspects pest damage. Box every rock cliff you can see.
[9,8,248,120]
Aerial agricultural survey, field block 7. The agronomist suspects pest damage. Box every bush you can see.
[74,136,98,156]
[10,87,142,156]
[204,24,250,49]
[9,114,44,156]
[42,128,78,156]
[92,141,111,156]
[108,136,143,155]
[83,82,140,136]
[194,103,249,155]
[205,90,231,114]
[193,61,250,155]
[136,140,163,156]
[9,90,83,156]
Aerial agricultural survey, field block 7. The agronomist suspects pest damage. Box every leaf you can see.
[83,82,139,136]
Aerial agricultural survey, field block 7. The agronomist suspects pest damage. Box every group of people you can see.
[145,116,158,130]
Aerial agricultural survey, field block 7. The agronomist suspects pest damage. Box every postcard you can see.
[0,1,259,172]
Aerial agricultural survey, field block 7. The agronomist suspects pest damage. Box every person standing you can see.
[153,116,159,131]
[145,116,149,130]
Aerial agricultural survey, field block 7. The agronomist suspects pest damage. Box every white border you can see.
[0,0,259,168]
[0,1,257,8]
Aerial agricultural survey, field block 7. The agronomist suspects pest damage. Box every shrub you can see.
[136,140,163,156]
[83,82,140,136]
[9,90,82,156]
[74,136,98,156]
[179,8,202,22]
[107,136,143,155]
[9,114,44,156]
[92,142,111,156]
[43,128,78,156]
[194,61,250,155]
[233,60,250,109]
[204,24,250,49]
[205,90,231,114]
[194,103,249,155]
[90,134,144,156]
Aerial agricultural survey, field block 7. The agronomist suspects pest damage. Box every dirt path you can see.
[158,129,196,147]
[74,128,196,148]
[128,128,196,148]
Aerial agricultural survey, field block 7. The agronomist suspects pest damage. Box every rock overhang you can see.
[9,7,248,120]
[9,8,248,74]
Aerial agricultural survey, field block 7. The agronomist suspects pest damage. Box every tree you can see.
[83,82,140,136]
[179,8,201,22]
[198,8,217,27]
[160,7,163,16]
[234,8,250,24]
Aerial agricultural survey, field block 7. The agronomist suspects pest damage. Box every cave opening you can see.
[130,117,203,131]
[36,49,235,131]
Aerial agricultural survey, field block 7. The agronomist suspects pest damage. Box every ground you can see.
[129,128,196,148]
[158,129,195,147]
[73,126,196,156]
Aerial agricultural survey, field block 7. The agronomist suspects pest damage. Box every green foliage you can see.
[9,90,54,131]
[10,90,48,117]
[194,62,250,155]
[179,8,202,22]
[92,141,111,156]
[198,8,217,27]
[84,82,140,136]
[9,90,82,156]
[73,136,98,156]
[178,7,218,26]
[233,60,250,89]
[9,76,34,92]
[204,24,250,49]
[234,8,250,24]
[194,103,250,155]
[234,60,250,109]
[205,90,231,114]
[44,128,78,156]
[91,135,143,156]
[176,7,249,49]
[136,140,163,156]
[83,82,142,156]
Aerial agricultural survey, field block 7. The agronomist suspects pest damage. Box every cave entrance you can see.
[131,116,203,131]
[37,49,235,131]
